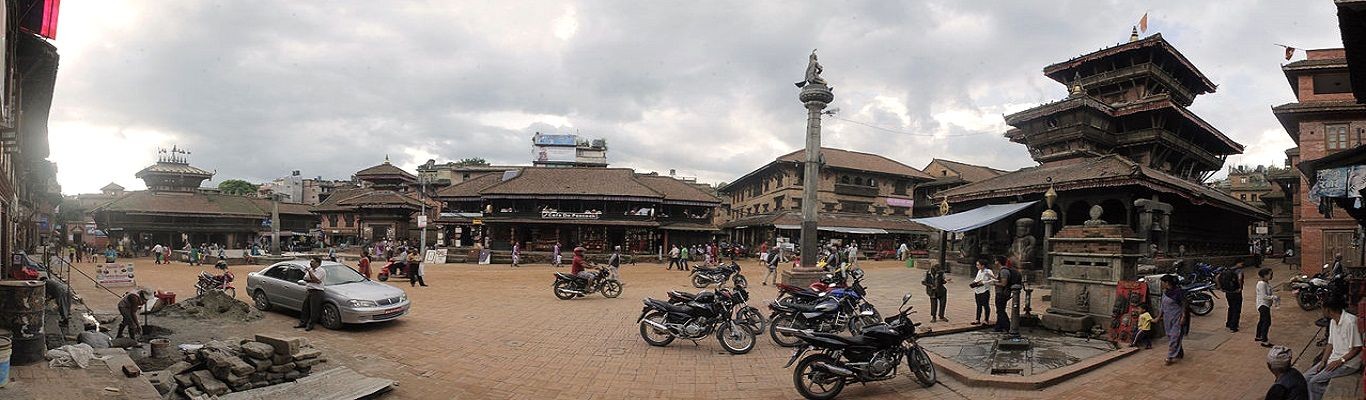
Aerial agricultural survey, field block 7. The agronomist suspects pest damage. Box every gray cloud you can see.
[50,0,1344,193]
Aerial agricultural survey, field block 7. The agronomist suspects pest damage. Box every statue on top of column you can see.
[795,49,828,88]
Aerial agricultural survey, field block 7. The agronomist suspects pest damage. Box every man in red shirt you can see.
[571,247,599,281]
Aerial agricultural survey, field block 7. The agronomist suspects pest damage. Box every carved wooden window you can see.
[1327,124,1350,150]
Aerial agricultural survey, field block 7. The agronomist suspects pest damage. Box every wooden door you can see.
[1323,230,1361,268]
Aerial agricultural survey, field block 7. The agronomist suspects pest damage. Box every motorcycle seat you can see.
[555,272,587,281]
[668,291,697,302]
[646,298,694,314]
[783,301,827,313]
[802,330,875,347]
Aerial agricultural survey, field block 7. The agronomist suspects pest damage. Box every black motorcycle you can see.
[769,272,880,347]
[668,285,767,334]
[785,294,936,400]
[638,288,757,354]
[690,261,747,288]
[552,268,623,300]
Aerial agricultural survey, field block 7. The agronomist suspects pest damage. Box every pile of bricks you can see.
[145,334,326,399]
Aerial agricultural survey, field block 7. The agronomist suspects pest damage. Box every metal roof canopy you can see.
[773,225,889,234]
[909,201,1038,233]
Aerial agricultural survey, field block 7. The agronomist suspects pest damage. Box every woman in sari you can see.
[1159,274,1190,365]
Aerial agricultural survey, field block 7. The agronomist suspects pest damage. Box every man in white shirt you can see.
[295,257,328,331]
[1304,298,1362,400]
[152,244,164,264]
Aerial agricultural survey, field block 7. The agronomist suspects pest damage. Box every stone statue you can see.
[1009,218,1037,269]
[1083,204,1107,226]
[959,233,979,260]
[795,49,828,88]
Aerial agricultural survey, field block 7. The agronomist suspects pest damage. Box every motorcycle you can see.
[768,272,881,347]
[1180,278,1217,316]
[553,267,623,300]
[1290,264,1345,311]
[690,261,747,288]
[376,258,410,282]
[784,293,936,400]
[668,284,766,333]
[195,270,236,298]
[637,288,757,354]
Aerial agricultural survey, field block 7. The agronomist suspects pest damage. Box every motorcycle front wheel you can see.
[735,306,766,334]
[691,274,710,289]
[907,345,937,387]
[552,280,577,300]
[769,313,802,347]
[793,354,846,400]
[716,323,755,354]
[600,280,623,298]
[1298,290,1320,311]
[639,311,675,346]
[1188,292,1214,316]
[732,274,748,288]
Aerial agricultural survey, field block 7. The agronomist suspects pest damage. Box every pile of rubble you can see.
[145,334,326,399]
[155,290,264,322]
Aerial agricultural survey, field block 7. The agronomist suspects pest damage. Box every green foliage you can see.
[219,179,258,196]
[56,198,86,222]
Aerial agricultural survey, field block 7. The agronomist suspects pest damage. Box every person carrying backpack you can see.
[1220,260,1246,333]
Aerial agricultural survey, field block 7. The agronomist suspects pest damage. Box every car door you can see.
[259,265,292,308]
[277,264,308,310]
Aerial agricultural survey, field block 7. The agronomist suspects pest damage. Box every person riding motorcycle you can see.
[571,246,600,281]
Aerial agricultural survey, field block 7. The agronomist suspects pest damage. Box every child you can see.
[1131,302,1154,349]
[1255,267,1277,347]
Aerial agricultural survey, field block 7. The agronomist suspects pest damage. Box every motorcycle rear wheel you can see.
[908,346,937,387]
[793,354,845,400]
[552,280,577,300]
[716,323,755,354]
[691,274,710,288]
[639,311,675,346]
[769,313,802,347]
[1188,292,1214,316]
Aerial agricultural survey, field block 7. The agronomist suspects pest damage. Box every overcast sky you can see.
[48,1,1346,194]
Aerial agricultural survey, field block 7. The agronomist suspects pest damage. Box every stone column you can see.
[784,84,833,285]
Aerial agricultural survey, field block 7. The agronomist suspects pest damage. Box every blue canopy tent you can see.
[910,201,1038,270]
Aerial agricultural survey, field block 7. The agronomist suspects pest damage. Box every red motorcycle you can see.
[377,258,411,282]
[195,270,236,298]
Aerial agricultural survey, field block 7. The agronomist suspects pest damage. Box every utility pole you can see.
[418,177,428,256]
[270,194,281,256]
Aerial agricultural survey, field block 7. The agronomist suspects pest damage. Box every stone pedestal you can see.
[1041,224,1143,333]
[782,269,828,287]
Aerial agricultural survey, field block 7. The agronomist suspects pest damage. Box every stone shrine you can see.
[1041,207,1144,333]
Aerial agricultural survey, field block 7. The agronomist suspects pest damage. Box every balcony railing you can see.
[833,184,879,197]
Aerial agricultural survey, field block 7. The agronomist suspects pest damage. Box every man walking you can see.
[553,242,563,268]
[295,257,327,331]
[763,246,780,286]
[152,243,164,264]
[993,256,1017,333]
[680,245,690,271]
[511,241,521,267]
[668,245,681,270]
[1220,260,1246,332]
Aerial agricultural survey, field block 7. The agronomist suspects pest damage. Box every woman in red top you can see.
[358,250,372,279]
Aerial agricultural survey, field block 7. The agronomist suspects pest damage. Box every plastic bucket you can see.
[0,336,12,388]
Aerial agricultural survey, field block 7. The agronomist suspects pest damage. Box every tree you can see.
[455,158,488,166]
[56,198,86,224]
[219,179,257,196]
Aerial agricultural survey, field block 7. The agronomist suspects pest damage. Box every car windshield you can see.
[322,264,366,286]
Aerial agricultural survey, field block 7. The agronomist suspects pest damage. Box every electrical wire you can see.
[824,115,997,138]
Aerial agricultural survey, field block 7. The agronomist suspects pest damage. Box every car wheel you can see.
[321,304,343,330]
[252,290,272,311]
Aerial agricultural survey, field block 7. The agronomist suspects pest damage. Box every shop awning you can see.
[659,224,719,232]
[909,201,1037,233]
[772,225,888,234]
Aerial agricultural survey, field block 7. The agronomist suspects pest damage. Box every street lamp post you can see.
[418,177,428,255]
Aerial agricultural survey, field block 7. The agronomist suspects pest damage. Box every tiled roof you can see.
[1043,33,1216,94]
[938,155,1267,217]
[777,148,933,180]
[135,162,213,178]
[1271,101,1366,136]
[434,172,506,199]
[929,159,1007,183]
[635,175,722,204]
[355,162,416,180]
[311,187,423,212]
[1282,58,1348,71]
[480,168,662,198]
[720,210,930,232]
[100,182,124,192]
[91,191,312,217]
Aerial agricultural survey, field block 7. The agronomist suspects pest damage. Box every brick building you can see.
[912,159,1006,218]
[719,147,934,253]
[312,160,436,246]
[1273,48,1366,270]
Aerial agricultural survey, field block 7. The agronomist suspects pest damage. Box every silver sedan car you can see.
[246,260,410,329]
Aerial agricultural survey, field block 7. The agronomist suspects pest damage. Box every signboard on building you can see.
[417,215,428,228]
[97,263,136,287]
[885,198,914,208]
[534,146,576,163]
[1254,226,1269,235]
[533,133,578,146]
[424,249,448,264]
[541,211,601,220]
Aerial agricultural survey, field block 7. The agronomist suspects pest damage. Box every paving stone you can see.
[190,370,230,396]
[294,358,321,368]
[292,346,322,360]
[268,362,296,373]
[240,341,275,359]
[245,356,272,372]
[255,334,302,356]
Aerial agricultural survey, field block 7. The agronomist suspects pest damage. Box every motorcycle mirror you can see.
[296,280,307,286]
[902,293,913,304]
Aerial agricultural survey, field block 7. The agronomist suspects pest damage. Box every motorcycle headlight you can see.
[348,299,379,308]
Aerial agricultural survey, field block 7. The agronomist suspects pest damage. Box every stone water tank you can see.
[0,280,45,365]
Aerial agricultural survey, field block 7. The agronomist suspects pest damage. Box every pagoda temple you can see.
[940,33,1267,273]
